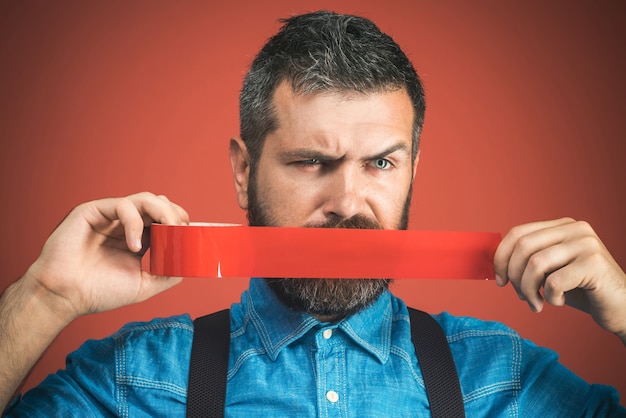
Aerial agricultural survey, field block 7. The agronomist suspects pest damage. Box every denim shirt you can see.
[6,279,624,417]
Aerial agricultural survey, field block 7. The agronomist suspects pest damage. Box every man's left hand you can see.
[494,218,626,344]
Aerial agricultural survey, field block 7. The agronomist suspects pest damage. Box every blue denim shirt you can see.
[6,279,624,417]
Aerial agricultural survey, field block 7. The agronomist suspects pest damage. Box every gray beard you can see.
[247,174,410,318]
[246,165,412,319]
[265,276,390,319]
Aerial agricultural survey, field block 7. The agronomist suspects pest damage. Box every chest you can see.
[225,327,428,417]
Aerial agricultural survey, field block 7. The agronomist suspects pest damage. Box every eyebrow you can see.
[363,143,411,161]
[277,149,339,162]
[278,142,411,162]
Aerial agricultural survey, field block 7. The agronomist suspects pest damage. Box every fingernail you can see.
[135,238,143,252]
[495,274,504,286]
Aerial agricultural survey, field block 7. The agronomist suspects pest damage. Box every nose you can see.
[321,165,367,222]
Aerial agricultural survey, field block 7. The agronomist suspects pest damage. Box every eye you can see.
[293,158,325,170]
[300,158,321,165]
[372,158,392,170]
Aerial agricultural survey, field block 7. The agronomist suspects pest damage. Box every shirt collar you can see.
[246,279,393,363]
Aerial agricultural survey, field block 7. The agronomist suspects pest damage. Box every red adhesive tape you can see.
[150,224,501,279]
[150,223,501,280]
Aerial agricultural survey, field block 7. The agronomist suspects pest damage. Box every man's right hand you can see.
[0,192,189,410]
[24,192,189,322]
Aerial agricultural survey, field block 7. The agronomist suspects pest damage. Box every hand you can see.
[494,218,626,343]
[23,192,189,322]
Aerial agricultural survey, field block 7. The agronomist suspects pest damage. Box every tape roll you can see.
[150,223,501,280]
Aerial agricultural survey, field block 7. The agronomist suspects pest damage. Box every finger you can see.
[494,217,575,286]
[113,198,146,253]
[89,193,184,252]
[518,242,577,312]
[507,220,574,285]
[508,220,601,286]
[542,262,586,308]
[127,192,187,226]
[80,197,145,253]
[166,200,190,225]
[175,203,190,225]
[138,195,189,227]
[139,206,189,227]
[90,197,150,252]
[153,193,189,225]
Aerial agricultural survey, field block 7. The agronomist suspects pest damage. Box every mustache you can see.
[306,214,384,230]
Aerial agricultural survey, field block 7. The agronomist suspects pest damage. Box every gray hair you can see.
[239,11,426,166]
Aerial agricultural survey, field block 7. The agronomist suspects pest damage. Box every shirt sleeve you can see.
[518,339,625,417]
[2,315,193,418]
[3,334,119,417]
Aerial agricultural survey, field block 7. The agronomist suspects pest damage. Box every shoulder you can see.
[426,312,623,415]
[408,310,534,384]
[103,313,195,385]
[109,313,195,346]
[430,311,548,379]
[70,314,195,364]
[8,314,196,417]
[70,313,196,393]
[429,311,558,381]
[433,311,523,343]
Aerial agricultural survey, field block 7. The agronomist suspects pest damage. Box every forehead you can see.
[266,82,414,155]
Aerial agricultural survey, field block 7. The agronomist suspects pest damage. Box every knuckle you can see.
[515,235,534,256]
[580,234,603,253]
[526,253,547,275]
[71,201,90,215]
[585,250,607,268]
[574,220,593,235]
[131,191,156,201]
[508,224,526,241]
[117,196,133,211]
[543,274,562,294]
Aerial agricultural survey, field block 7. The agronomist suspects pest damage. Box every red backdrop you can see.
[1,0,625,402]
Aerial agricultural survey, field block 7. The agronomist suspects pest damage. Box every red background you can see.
[1,0,625,402]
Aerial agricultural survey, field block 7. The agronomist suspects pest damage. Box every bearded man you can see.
[2,11,625,417]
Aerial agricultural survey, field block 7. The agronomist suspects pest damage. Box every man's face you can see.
[230,82,418,319]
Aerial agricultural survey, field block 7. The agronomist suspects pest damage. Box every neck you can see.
[311,313,345,323]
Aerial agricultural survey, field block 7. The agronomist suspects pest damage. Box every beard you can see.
[265,215,391,319]
[247,168,412,319]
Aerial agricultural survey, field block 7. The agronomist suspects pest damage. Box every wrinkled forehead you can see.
[264,82,414,157]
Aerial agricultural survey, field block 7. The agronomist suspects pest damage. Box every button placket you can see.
[314,326,345,416]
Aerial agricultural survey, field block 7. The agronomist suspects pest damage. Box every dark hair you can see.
[239,10,426,166]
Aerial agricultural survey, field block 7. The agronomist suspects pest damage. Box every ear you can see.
[412,149,420,181]
[229,137,250,210]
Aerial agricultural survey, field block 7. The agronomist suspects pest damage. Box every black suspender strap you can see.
[186,307,465,418]
[186,309,230,418]
[408,307,465,418]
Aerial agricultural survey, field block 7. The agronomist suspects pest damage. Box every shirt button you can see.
[322,329,333,339]
[326,390,339,403]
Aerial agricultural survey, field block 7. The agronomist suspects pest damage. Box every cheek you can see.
[256,172,319,223]
[369,178,413,227]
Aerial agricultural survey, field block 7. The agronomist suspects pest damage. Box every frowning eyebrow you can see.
[277,142,411,162]
[363,143,411,161]
[277,149,339,162]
